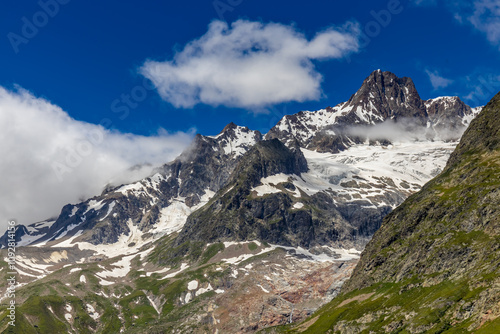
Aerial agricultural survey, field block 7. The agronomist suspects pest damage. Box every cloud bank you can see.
[141,20,360,110]
[0,87,194,231]
[342,118,466,143]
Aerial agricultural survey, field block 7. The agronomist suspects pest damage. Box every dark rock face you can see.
[338,70,428,124]
[77,127,261,245]
[175,139,383,248]
[228,139,308,188]
[175,140,316,247]
[0,225,28,246]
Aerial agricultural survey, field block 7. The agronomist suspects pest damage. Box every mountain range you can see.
[0,70,490,334]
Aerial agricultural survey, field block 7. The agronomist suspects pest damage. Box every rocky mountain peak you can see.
[219,121,238,134]
[212,122,262,157]
[265,71,482,154]
[0,73,492,334]
[215,122,258,138]
[425,96,478,127]
[342,70,427,123]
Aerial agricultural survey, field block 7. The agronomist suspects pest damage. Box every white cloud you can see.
[344,118,466,142]
[426,70,454,90]
[141,20,360,110]
[468,0,500,48]
[0,86,194,231]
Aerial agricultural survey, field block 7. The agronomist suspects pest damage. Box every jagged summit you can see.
[266,70,481,153]
[213,122,256,137]
[174,139,316,247]
[344,70,426,122]
[208,122,262,157]
[214,121,240,137]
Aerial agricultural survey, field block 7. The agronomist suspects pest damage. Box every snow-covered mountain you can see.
[5,124,262,248]
[266,70,481,152]
[0,70,484,333]
[3,70,483,253]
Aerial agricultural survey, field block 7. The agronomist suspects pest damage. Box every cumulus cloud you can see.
[141,19,360,110]
[0,86,194,231]
[426,70,454,90]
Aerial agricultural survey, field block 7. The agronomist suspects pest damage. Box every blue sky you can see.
[2,0,499,136]
[1,0,500,227]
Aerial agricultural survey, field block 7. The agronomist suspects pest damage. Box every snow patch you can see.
[185,292,192,304]
[257,284,270,293]
[277,245,361,262]
[96,252,142,279]
[86,304,100,320]
[69,207,78,217]
[145,267,170,277]
[150,189,215,237]
[84,200,105,214]
[251,174,291,197]
[196,284,214,296]
[187,280,199,290]
[222,244,277,265]
[162,263,189,279]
